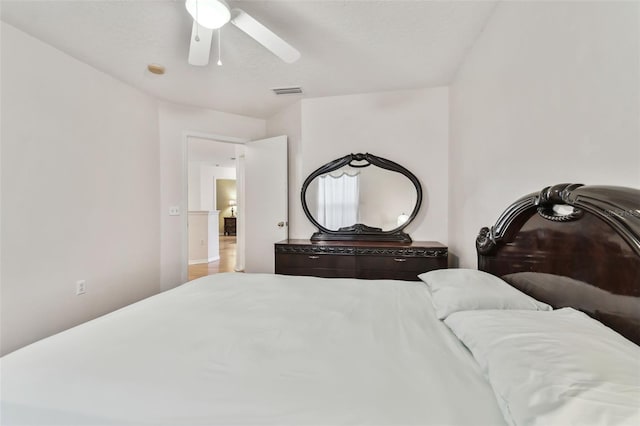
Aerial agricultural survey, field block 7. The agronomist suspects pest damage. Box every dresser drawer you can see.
[357,256,447,281]
[275,240,448,281]
[275,253,356,278]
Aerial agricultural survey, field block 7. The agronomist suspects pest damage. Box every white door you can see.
[243,135,288,273]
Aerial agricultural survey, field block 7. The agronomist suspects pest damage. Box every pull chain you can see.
[194,0,200,42]
[217,28,222,66]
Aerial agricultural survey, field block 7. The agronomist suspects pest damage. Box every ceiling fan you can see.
[185,0,301,66]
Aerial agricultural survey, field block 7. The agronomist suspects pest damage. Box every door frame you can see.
[181,131,248,283]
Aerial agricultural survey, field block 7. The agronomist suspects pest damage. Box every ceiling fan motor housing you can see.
[185,0,301,66]
[185,0,231,30]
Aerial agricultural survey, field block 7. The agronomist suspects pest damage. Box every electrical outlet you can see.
[76,280,86,295]
[168,206,180,216]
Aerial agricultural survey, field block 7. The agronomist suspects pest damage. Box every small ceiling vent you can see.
[272,87,303,95]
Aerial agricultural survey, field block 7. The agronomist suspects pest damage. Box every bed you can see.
[1,183,639,426]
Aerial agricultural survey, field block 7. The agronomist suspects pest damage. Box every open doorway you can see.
[181,133,289,281]
[186,136,239,281]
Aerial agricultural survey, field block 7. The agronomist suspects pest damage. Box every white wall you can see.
[158,102,265,290]
[357,166,417,229]
[289,88,450,243]
[0,23,161,355]
[449,1,640,268]
[187,162,235,211]
[187,211,219,264]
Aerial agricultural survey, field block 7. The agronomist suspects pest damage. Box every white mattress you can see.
[1,273,505,425]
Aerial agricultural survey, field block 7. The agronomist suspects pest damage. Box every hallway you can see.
[188,236,237,281]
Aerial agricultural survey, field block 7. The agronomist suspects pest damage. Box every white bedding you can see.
[1,273,505,425]
[445,309,640,426]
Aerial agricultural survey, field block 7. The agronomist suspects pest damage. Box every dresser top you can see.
[276,239,446,249]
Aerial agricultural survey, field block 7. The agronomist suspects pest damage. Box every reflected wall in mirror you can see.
[301,153,422,242]
[305,166,417,231]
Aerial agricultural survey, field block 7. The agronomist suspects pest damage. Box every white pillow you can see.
[444,308,640,426]
[418,269,551,319]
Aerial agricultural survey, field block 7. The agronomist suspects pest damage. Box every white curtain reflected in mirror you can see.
[317,172,359,230]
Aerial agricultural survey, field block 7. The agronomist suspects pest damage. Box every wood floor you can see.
[188,236,237,281]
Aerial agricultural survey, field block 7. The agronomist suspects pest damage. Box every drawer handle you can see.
[394,258,407,262]
[308,256,320,259]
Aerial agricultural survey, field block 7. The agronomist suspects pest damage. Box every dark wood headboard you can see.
[476,183,640,345]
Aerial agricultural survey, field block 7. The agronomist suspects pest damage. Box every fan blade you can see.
[230,8,300,64]
[188,21,214,66]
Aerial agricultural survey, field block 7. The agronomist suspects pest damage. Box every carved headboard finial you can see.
[536,183,585,222]
[538,183,583,203]
[476,226,496,255]
[476,184,640,258]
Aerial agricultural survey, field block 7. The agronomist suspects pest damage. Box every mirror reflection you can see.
[305,165,417,231]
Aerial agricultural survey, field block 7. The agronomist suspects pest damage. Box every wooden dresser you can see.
[223,217,237,236]
[275,239,448,281]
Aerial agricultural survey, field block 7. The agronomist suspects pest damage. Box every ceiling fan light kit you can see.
[185,0,301,67]
[185,0,230,29]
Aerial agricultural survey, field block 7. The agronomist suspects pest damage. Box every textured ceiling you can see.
[1,0,498,118]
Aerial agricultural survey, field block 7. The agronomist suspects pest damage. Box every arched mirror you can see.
[301,153,422,242]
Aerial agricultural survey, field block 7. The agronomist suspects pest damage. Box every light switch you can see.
[169,206,180,216]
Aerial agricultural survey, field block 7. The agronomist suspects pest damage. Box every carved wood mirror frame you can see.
[301,153,422,242]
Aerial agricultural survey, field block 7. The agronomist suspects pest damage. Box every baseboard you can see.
[188,256,221,265]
